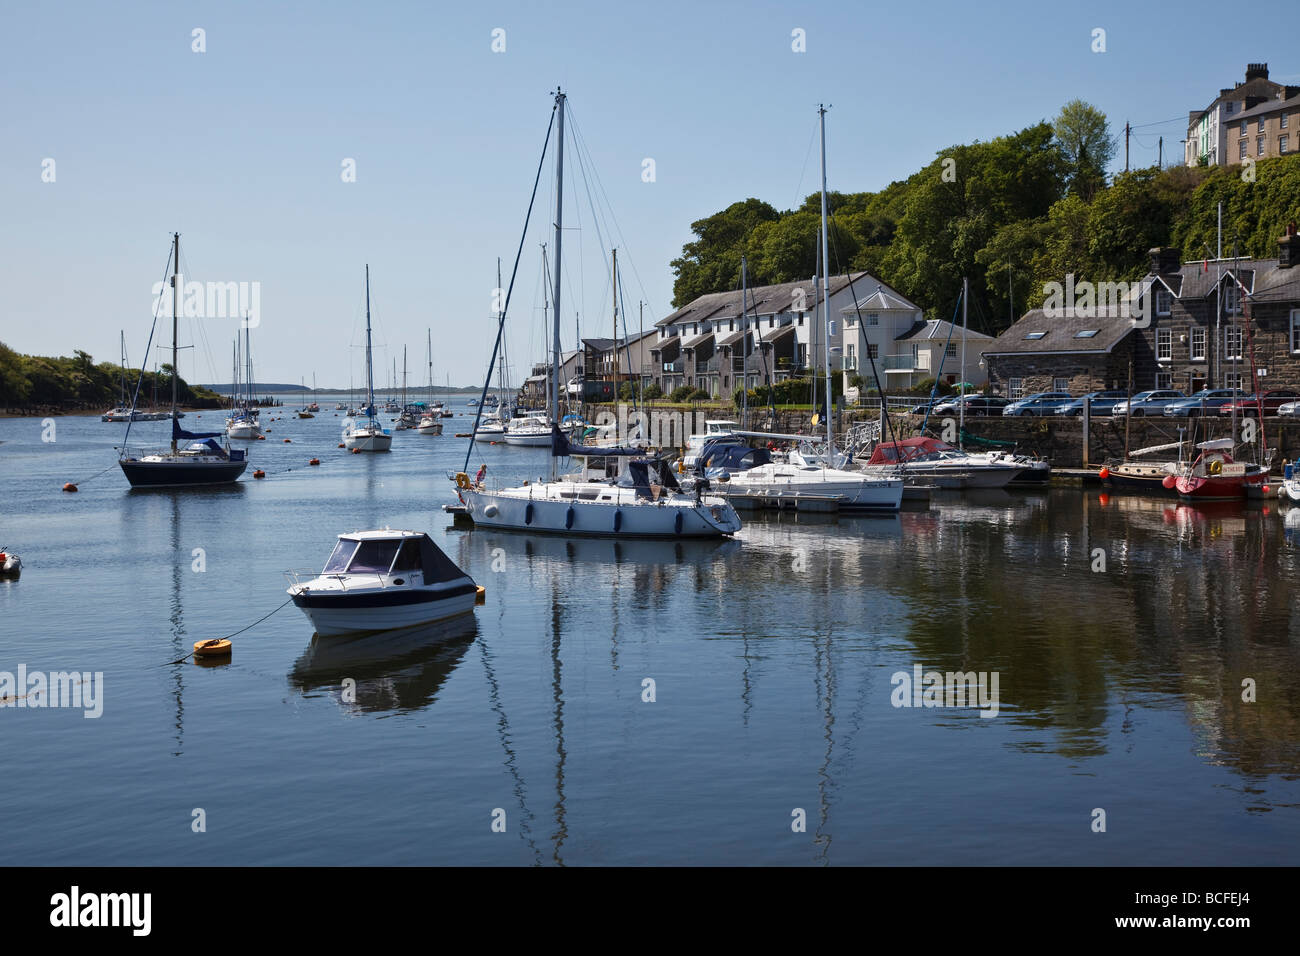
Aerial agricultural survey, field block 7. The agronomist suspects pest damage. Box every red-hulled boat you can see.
[1165,439,1268,500]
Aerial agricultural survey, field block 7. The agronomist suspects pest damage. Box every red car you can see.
[1218,389,1300,416]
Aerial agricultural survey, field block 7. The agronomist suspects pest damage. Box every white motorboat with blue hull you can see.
[696,439,903,512]
[287,530,477,636]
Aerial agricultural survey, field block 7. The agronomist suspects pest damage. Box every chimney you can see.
[1280,222,1300,270]
[1246,63,1269,82]
[1149,247,1182,275]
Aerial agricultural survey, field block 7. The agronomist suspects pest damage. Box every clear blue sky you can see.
[3,0,1296,388]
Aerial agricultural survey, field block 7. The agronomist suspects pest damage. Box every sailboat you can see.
[226,322,262,439]
[118,234,249,487]
[712,105,902,511]
[456,91,741,538]
[416,329,443,434]
[344,265,393,452]
[102,332,142,422]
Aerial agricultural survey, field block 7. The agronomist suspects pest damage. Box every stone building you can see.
[1186,63,1298,167]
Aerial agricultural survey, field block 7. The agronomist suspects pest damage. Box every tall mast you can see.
[818,105,832,459]
[170,232,180,452]
[612,248,619,389]
[365,264,375,420]
[551,89,566,469]
[741,255,749,429]
[960,276,968,447]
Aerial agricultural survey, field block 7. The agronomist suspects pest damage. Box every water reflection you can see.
[288,616,477,714]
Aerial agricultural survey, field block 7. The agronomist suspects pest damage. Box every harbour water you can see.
[3,406,1299,865]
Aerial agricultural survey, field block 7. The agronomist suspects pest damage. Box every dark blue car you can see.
[1055,390,1129,416]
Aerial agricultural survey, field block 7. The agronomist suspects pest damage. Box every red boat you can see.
[1165,439,1268,499]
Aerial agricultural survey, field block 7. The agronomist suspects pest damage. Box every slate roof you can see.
[982,308,1137,356]
[894,318,994,343]
[658,272,916,326]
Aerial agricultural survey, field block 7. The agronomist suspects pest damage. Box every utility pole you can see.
[1158,136,1163,169]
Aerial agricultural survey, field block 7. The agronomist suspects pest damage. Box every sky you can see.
[3,0,1298,389]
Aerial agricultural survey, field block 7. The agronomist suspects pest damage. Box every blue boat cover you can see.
[173,418,224,441]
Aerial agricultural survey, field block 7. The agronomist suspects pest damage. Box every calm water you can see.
[3,405,1299,865]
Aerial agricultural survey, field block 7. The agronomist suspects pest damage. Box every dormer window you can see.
[1024,331,1047,340]
[1155,290,1172,316]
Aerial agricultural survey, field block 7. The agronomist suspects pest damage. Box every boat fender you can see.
[455,472,471,490]
[565,506,574,529]
[674,512,683,534]
[613,510,622,532]
[483,504,498,517]
[1098,466,1110,480]
[525,503,534,525]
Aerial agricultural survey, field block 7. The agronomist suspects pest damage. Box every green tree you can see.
[1053,99,1115,200]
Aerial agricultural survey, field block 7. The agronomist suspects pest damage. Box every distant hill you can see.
[202,383,495,395]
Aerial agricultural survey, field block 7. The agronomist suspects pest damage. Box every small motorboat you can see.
[286,530,477,636]
[1167,439,1268,499]
[1282,461,1300,502]
[0,550,21,576]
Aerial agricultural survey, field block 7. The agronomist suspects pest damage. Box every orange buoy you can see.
[309,458,320,466]
[1098,466,1110,480]
[62,482,78,492]
[253,469,266,479]
[1162,474,1177,490]
[193,638,232,659]
[351,447,361,454]
[338,443,345,448]
[258,435,266,440]
[475,585,486,605]
[283,438,291,443]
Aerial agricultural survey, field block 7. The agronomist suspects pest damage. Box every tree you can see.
[669,199,780,306]
[1053,100,1115,200]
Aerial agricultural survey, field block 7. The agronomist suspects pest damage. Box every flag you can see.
[1203,258,1208,273]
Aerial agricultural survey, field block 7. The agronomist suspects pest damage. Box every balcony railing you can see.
[663,361,685,373]
[695,359,718,374]
[881,353,931,372]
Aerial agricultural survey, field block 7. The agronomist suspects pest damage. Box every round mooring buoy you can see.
[193,639,232,659]
[309,458,320,466]
[253,469,266,479]
[62,482,78,493]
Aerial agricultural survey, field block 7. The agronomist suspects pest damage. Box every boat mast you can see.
[170,232,180,453]
[818,105,832,461]
[365,264,375,423]
[612,248,619,391]
[741,254,749,429]
[960,276,968,447]
[551,90,566,479]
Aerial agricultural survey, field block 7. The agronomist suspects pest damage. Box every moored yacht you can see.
[697,438,903,511]
[859,436,1022,488]
[343,265,393,453]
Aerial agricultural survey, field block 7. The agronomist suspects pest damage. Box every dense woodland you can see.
[0,343,222,410]
[670,106,1300,337]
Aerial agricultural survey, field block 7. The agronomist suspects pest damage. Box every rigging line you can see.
[565,103,658,319]
[842,269,905,455]
[159,598,295,666]
[121,243,178,448]
[793,117,819,211]
[919,292,966,435]
[462,101,558,473]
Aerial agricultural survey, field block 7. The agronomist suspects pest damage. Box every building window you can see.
[1190,327,1206,361]
[1257,136,1265,157]
[1241,119,1248,134]
[1156,328,1172,361]
[1155,290,1172,316]
[1283,113,1290,129]
[1224,326,1243,360]
[1240,139,1248,159]
[1225,101,1234,114]
[1281,134,1290,154]
[846,344,856,367]
[1024,331,1047,340]
[1008,378,1024,400]
[769,317,775,328]
[1156,371,1173,390]
[1224,283,1241,314]
[867,343,878,359]
[1225,371,1244,391]
[867,312,879,326]
[1053,377,1069,393]
[1291,310,1300,353]
[943,343,956,359]
[1258,117,1266,132]
[798,314,804,326]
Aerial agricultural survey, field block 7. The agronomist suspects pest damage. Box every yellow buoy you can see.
[475,585,486,605]
[194,638,232,658]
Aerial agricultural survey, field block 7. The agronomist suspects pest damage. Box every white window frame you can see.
[1224,283,1241,315]
[945,342,958,358]
[1225,101,1234,115]
[866,312,880,327]
[1155,290,1172,316]
[1240,139,1248,159]
[1283,112,1290,129]
[1156,328,1172,362]
[1258,136,1265,157]
[1290,310,1300,353]
[1155,371,1173,390]
[1224,326,1243,360]
[1224,371,1244,391]
[1258,117,1266,132]
[1241,119,1248,134]
[1008,378,1025,400]
[867,343,879,360]
[1281,134,1290,154]
[1053,377,1069,393]
[1190,327,1206,361]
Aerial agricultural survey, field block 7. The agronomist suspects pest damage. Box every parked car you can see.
[1002,391,1073,416]
[1110,389,1185,416]
[1278,400,1300,417]
[931,395,1011,417]
[908,399,943,415]
[1162,389,1242,417]
[1218,389,1300,417]
[1055,390,1128,416]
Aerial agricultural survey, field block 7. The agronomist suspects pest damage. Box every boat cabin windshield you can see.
[326,538,410,574]
[322,540,358,573]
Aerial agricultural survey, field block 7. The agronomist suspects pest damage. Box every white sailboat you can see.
[416,329,443,434]
[343,265,393,452]
[226,322,262,439]
[456,90,742,539]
